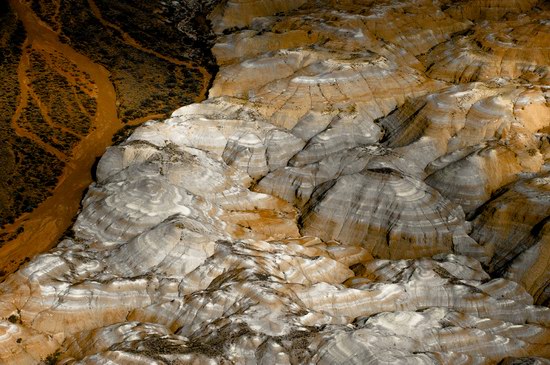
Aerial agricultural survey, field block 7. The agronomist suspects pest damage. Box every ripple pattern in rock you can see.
[0,0,549,364]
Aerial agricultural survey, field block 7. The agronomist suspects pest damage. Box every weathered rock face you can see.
[1,0,550,364]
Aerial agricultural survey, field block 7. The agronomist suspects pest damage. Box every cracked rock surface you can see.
[1,0,550,363]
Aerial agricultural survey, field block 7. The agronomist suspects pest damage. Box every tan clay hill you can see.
[1,0,550,363]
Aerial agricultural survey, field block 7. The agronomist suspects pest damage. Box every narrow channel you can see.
[0,0,212,277]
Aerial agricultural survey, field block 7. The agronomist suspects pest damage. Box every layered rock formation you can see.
[0,0,219,278]
[0,0,549,363]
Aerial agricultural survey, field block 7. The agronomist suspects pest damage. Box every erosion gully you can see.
[0,0,211,277]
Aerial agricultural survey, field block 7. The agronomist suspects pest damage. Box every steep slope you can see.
[0,0,549,364]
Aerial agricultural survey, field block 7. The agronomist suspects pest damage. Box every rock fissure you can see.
[1,0,550,363]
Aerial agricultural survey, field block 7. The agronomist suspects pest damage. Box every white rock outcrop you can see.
[1,0,550,363]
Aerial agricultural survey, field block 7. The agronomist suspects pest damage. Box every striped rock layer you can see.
[1,0,550,364]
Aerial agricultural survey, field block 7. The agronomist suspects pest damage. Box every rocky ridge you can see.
[0,0,549,363]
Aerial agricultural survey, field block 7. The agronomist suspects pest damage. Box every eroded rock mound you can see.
[1,0,549,364]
